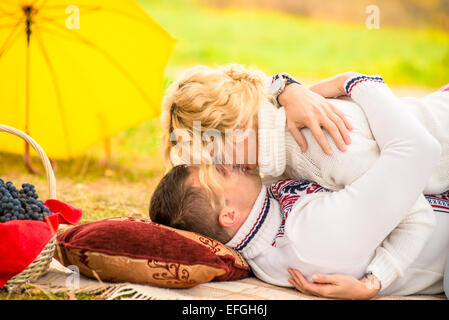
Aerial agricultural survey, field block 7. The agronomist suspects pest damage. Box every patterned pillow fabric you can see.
[54,217,251,288]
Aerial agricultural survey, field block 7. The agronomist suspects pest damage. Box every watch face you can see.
[270,77,284,95]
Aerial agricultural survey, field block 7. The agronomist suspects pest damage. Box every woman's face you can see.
[187,164,262,219]
[225,119,259,170]
[170,120,259,170]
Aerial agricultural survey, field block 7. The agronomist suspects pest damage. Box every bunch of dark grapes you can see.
[0,179,52,223]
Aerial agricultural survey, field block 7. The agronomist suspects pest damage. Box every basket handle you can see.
[0,124,57,199]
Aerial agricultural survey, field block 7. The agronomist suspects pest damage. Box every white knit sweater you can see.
[258,85,449,193]
[256,77,448,292]
[227,182,449,296]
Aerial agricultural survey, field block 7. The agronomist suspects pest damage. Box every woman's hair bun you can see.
[219,64,265,84]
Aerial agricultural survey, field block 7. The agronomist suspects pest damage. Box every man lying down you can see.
[149,77,449,299]
[150,162,449,299]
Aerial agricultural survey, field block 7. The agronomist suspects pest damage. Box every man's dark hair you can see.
[149,165,232,243]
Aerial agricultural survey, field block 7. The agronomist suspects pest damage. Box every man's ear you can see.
[218,207,239,229]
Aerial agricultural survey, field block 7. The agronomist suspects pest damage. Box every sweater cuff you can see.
[343,74,385,97]
[366,247,404,292]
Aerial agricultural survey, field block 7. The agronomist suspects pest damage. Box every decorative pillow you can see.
[54,217,251,288]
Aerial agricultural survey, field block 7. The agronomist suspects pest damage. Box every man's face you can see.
[220,165,263,215]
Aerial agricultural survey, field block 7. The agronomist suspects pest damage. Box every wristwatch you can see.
[363,272,382,291]
[270,73,301,103]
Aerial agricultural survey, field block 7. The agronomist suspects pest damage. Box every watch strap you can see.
[272,72,301,86]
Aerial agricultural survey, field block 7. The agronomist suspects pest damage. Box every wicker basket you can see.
[0,124,57,288]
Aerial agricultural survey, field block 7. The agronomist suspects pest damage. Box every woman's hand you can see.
[278,83,353,156]
[287,268,381,300]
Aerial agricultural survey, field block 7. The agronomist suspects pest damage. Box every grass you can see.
[140,0,449,88]
[0,285,96,300]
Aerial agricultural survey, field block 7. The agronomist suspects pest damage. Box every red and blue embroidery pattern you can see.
[234,196,272,252]
[267,180,449,247]
[425,190,449,214]
[345,75,385,96]
[268,179,330,247]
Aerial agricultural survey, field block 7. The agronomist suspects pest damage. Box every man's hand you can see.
[278,83,353,156]
[288,268,381,300]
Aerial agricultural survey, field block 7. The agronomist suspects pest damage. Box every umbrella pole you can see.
[102,136,111,167]
[23,8,39,175]
[24,143,40,174]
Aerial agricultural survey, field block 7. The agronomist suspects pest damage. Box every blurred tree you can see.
[203,0,449,30]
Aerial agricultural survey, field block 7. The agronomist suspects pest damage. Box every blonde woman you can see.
[160,64,449,298]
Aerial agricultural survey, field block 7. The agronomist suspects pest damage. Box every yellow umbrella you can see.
[0,0,174,168]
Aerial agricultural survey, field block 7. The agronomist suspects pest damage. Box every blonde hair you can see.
[161,64,267,205]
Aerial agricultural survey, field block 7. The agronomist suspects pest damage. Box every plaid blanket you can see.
[29,259,445,300]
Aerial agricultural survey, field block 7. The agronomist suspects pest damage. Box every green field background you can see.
[140,0,449,88]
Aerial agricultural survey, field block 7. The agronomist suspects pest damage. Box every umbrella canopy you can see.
[0,0,174,159]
